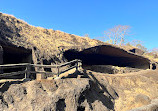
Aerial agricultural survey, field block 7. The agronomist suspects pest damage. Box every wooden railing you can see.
[0,59,82,79]
[0,63,30,78]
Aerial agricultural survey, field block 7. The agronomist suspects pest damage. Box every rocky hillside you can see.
[0,12,153,67]
[1,69,158,111]
[0,13,105,61]
[0,76,117,111]
[90,70,158,110]
[1,12,158,111]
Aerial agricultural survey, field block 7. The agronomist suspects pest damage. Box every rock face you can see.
[0,77,118,111]
[0,12,158,111]
[64,45,150,69]
[88,70,158,111]
[1,69,158,111]
[130,99,158,111]
[0,12,151,69]
[0,12,105,62]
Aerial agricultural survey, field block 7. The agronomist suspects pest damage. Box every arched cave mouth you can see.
[63,45,150,74]
[0,45,32,79]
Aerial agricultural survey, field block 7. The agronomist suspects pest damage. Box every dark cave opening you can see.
[63,46,150,74]
[152,63,156,70]
[3,46,32,64]
[43,59,52,72]
[1,45,32,79]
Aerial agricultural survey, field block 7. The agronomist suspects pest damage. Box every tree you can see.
[151,48,158,54]
[151,48,158,58]
[83,34,89,37]
[136,44,147,52]
[126,40,147,52]
[104,25,131,45]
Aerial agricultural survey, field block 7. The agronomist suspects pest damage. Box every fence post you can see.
[57,66,60,77]
[36,66,45,80]
[0,66,2,74]
[25,64,31,79]
[76,60,78,70]
[78,60,82,70]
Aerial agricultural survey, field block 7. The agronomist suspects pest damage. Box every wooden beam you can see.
[0,71,26,77]
[30,71,55,75]
[0,63,29,67]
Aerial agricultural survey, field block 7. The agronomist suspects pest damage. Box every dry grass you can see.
[0,12,153,64]
[120,45,137,51]
[144,53,158,62]
[0,12,105,60]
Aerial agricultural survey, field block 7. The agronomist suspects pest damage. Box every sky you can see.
[0,0,158,50]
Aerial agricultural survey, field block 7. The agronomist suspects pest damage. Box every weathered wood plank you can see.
[31,64,58,68]
[30,71,56,75]
[59,59,81,67]
[60,65,77,74]
[0,65,27,69]
[0,63,29,67]
[0,71,26,77]
[31,59,81,68]
[25,64,31,78]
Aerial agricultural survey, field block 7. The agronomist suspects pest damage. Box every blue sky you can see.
[0,0,158,50]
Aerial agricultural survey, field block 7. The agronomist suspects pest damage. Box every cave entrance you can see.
[152,63,156,70]
[63,45,150,74]
[2,46,32,64]
[1,45,32,78]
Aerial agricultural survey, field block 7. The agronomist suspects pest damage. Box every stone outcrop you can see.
[0,12,151,69]
[64,45,150,69]
[1,69,158,111]
[0,12,105,63]
[0,77,117,111]
[0,12,158,111]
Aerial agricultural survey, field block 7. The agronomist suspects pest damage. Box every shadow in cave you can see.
[1,45,32,79]
[152,63,157,70]
[63,46,150,73]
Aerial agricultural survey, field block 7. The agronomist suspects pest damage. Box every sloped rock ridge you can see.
[0,12,151,68]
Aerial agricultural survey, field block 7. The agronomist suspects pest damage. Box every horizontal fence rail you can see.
[0,63,30,67]
[0,63,30,78]
[30,59,82,77]
[0,59,82,79]
[0,71,27,77]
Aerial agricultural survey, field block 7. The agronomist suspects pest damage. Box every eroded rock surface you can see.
[0,76,117,111]
[88,70,158,111]
[1,69,158,111]
[0,12,158,111]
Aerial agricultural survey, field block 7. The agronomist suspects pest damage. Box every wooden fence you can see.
[0,59,82,80]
